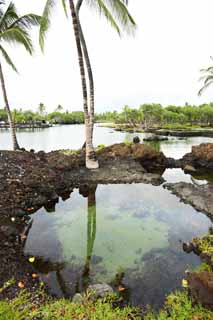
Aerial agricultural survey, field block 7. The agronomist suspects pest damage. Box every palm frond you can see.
[0,44,17,72]
[9,13,41,30]
[39,0,56,51]
[204,75,213,85]
[61,0,68,17]
[0,27,33,54]
[0,2,18,31]
[86,0,121,34]
[198,80,213,96]
[85,0,136,35]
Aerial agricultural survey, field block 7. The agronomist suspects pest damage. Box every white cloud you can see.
[1,0,213,112]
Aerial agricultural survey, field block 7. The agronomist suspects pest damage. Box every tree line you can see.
[96,103,213,128]
[2,102,213,128]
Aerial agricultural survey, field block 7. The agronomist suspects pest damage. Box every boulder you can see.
[87,283,113,299]
[184,165,196,173]
[72,293,84,304]
[133,136,140,144]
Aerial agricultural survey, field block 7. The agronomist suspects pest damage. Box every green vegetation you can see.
[0,289,213,320]
[3,102,213,129]
[193,231,213,256]
[96,103,213,129]
[0,107,85,125]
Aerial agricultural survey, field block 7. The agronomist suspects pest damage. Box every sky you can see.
[2,0,213,112]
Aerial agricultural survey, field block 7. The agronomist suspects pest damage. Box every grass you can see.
[193,231,213,256]
[1,290,213,320]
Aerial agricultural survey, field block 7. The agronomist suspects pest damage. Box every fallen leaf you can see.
[28,257,35,263]
[118,286,126,292]
[32,273,38,279]
[182,279,188,288]
[18,282,25,289]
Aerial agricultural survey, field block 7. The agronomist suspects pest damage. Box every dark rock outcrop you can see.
[187,272,213,309]
[164,182,213,219]
[143,135,168,142]
[0,144,166,218]
[181,143,213,170]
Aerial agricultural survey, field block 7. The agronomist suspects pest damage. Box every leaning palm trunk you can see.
[0,62,19,150]
[69,0,98,169]
[76,0,95,142]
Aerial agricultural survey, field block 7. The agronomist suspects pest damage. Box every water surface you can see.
[24,176,212,308]
[1,124,213,158]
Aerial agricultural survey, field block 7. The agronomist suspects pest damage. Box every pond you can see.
[1,124,213,158]
[24,169,212,309]
[2,125,213,308]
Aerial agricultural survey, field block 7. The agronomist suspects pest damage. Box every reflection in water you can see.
[24,182,212,308]
[80,184,97,288]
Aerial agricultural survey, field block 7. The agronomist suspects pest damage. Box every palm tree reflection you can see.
[79,184,97,287]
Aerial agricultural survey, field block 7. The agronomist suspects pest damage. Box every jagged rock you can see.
[187,272,213,309]
[164,182,213,219]
[182,143,213,169]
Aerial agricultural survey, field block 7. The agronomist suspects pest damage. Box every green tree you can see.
[0,1,40,150]
[140,104,163,129]
[40,0,136,169]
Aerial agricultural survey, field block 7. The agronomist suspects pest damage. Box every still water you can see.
[24,173,212,308]
[2,125,212,308]
[1,124,213,158]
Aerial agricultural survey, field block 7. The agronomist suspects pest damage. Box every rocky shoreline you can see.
[0,143,168,218]
[146,128,213,137]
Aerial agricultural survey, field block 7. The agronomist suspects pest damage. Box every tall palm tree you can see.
[198,57,213,96]
[75,0,136,165]
[0,1,41,150]
[40,0,136,169]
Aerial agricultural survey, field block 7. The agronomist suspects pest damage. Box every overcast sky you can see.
[2,0,213,112]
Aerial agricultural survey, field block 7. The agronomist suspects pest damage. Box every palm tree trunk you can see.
[76,0,95,141]
[0,62,20,150]
[69,0,98,169]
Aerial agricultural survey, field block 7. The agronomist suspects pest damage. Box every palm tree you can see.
[40,0,136,169]
[0,1,41,150]
[198,57,213,96]
[76,0,136,166]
